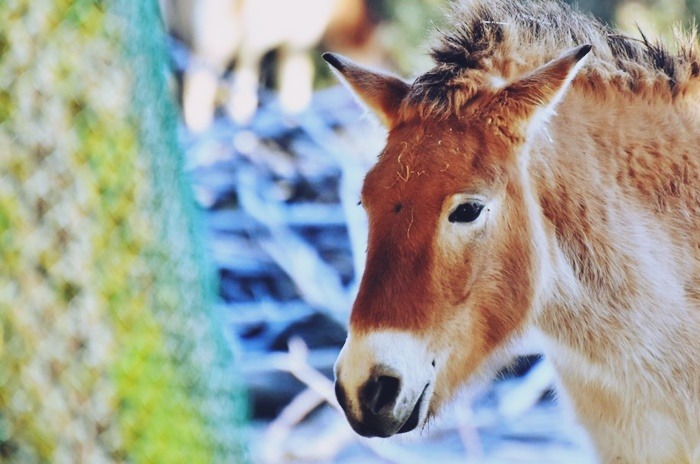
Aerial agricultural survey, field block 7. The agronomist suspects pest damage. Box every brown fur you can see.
[328,0,700,461]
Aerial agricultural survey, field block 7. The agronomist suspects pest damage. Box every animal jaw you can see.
[327,0,700,461]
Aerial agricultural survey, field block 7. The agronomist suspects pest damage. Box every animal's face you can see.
[335,112,539,437]
[325,45,590,437]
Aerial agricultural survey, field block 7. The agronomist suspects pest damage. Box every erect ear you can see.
[501,44,592,134]
[323,52,410,128]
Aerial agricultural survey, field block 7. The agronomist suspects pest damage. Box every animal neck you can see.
[523,85,700,360]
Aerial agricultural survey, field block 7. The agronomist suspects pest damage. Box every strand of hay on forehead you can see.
[402,0,700,120]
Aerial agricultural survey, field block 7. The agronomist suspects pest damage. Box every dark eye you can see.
[448,202,484,223]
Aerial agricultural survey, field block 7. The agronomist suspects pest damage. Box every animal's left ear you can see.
[501,44,592,134]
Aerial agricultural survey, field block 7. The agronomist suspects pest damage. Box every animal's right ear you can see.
[323,53,409,128]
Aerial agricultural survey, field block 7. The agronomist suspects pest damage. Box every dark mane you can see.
[404,0,700,118]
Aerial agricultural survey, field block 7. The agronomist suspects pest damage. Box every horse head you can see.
[326,45,590,437]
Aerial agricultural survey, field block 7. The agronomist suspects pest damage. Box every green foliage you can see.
[378,0,448,74]
[0,0,247,462]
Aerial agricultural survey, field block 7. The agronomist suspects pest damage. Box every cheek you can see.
[427,300,489,405]
[435,258,475,305]
[434,234,479,304]
[431,208,535,366]
[476,214,536,347]
[434,201,500,304]
[424,201,537,409]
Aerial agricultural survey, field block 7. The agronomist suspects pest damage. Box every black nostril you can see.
[361,375,401,415]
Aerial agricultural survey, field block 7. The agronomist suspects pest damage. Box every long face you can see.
[334,114,539,437]
[325,45,590,437]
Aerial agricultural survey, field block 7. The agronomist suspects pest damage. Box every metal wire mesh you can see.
[0,1,248,462]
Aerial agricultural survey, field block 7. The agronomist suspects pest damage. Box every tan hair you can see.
[403,0,700,120]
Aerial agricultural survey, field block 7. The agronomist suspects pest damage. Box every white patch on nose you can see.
[335,330,436,421]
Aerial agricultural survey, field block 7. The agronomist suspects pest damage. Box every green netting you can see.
[0,0,248,462]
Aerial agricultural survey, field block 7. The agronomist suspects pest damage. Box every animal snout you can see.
[334,331,438,438]
[335,367,410,438]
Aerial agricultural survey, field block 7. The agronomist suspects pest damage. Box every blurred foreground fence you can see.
[0,1,248,462]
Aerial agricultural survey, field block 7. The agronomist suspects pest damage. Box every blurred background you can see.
[1,0,697,463]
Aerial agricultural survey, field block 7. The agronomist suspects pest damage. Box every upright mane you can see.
[405,0,700,119]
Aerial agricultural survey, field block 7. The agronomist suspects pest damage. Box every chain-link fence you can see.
[0,1,248,462]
